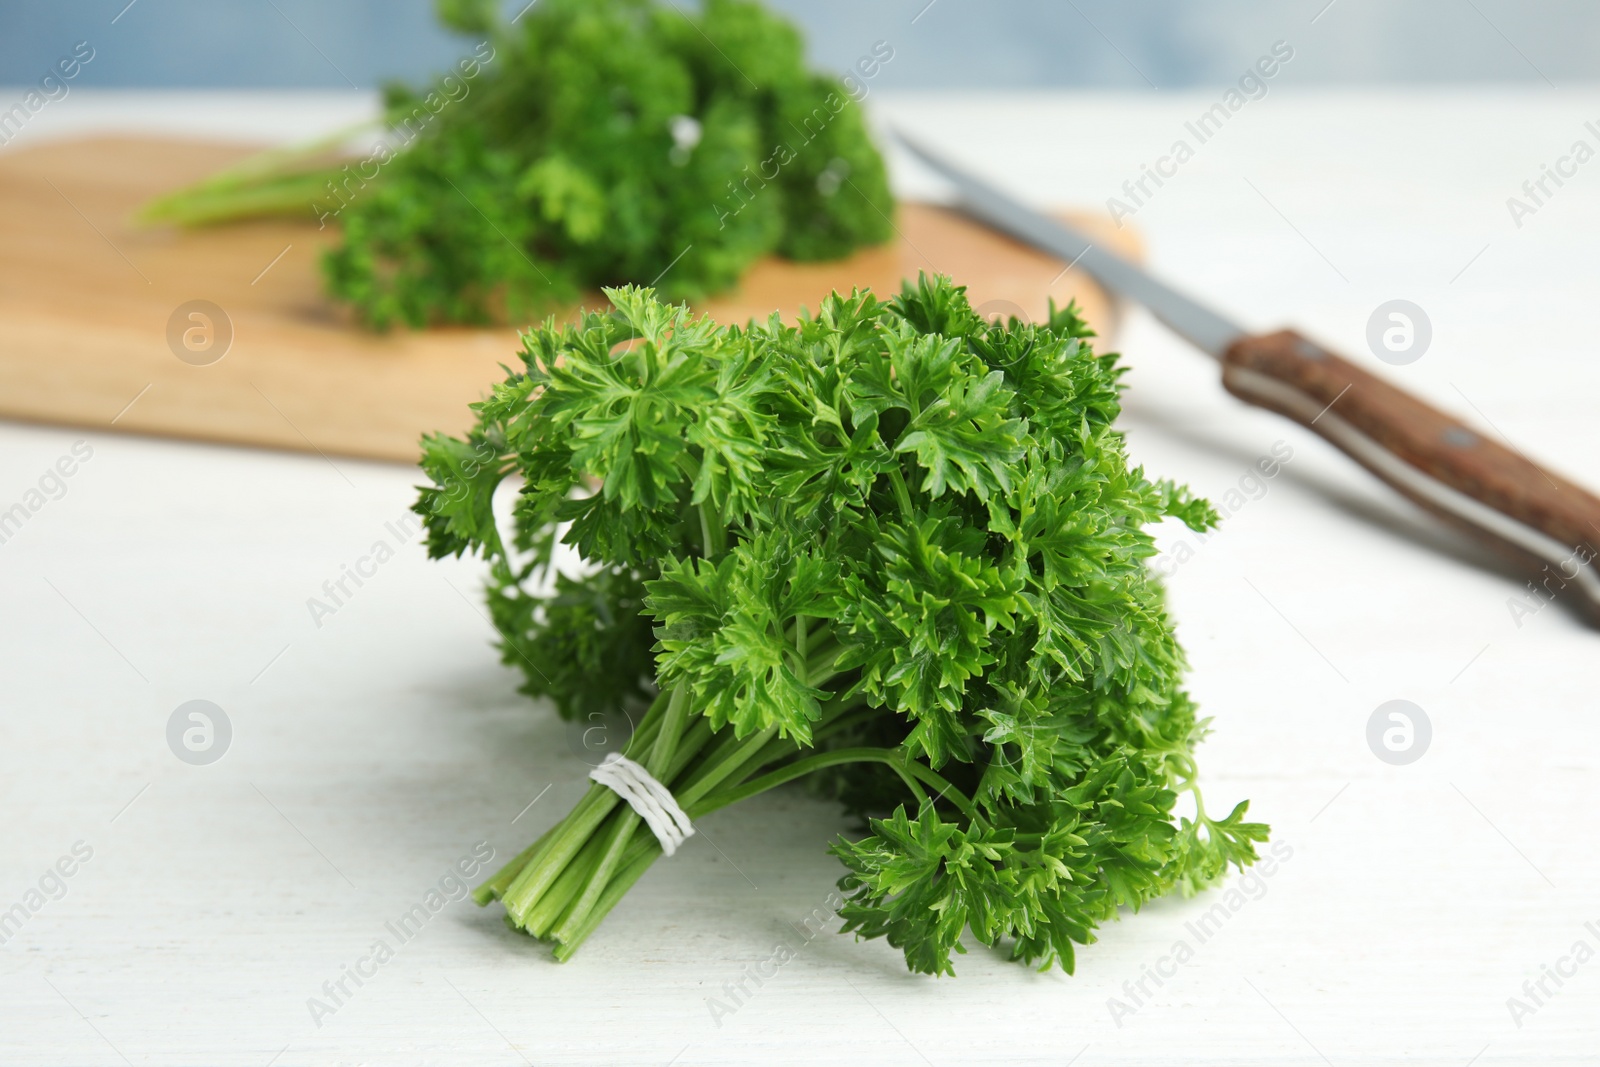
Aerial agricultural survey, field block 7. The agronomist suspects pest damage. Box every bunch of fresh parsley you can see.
[418,275,1267,974]
[140,0,894,330]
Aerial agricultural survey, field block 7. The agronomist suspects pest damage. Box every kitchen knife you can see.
[895,130,1600,624]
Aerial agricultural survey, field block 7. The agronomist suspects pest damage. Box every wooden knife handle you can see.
[1221,329,1600,622]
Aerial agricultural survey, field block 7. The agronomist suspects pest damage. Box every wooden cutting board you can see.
[0,136,1137,464]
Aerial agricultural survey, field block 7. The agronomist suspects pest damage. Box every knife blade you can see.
[895,131,1245,360]
[894,129,1600,624]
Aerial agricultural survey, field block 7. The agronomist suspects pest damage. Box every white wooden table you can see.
[2,89,1598,1066]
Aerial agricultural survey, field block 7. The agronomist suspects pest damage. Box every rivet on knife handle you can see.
[1221,330,1600,621]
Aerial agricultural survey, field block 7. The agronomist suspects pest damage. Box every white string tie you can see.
[588,752,695,857]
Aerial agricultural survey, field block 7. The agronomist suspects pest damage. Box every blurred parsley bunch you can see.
[140,0,894,329]
[417,275,1268,974]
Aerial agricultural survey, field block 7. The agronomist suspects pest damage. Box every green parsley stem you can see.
[550,841,658,961]
[888,464,915,516]
[521,830,606,938]
[696,500,727,558]
[549,804,641,945]
[489,620,989,956]
[697,748,956,818]
[496,688,672,917]
[545,681,696,939]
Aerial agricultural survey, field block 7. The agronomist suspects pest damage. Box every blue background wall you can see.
[0,0,1592,91]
